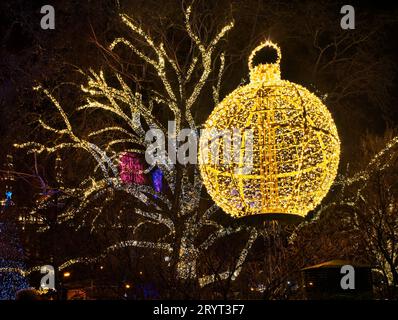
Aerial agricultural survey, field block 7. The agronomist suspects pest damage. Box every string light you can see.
[12,6,265,285]
[0,223,29,299]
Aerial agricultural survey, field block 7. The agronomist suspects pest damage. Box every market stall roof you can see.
[302,260,370,270]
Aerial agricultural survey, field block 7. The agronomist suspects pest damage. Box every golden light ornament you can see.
[198,41,340,218]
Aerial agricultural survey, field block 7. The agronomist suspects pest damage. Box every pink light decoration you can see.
[119,152,147,185]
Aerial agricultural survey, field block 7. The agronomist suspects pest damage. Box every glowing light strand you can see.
[13,7,261,286]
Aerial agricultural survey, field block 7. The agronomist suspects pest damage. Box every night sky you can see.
[1,0,398,168]
[1,0,398,301]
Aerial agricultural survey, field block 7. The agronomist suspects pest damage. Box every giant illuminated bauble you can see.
[198,41,340,218]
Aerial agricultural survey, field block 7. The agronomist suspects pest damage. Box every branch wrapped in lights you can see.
[13,6,264,286]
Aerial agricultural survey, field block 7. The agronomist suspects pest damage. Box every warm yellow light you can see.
[199,41,340,218]
[125,284,131,289]
[63,272,71,278]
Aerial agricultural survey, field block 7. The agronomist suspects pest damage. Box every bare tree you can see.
[7,1,398,299]
[14,4,260,290]
[289,128,398,298]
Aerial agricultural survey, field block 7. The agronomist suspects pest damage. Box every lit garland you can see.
[0,239,172,278]
[335,135,398,187]
[199,41,340,218]
[199,228,258,287]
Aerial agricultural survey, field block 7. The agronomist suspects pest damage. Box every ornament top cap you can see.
[248,41,282,83]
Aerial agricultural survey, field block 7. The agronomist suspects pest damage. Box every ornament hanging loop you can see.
[248,40,282,72]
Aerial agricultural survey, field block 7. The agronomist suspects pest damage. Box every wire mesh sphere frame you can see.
[198,41,340,218]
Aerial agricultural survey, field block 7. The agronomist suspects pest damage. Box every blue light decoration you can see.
[151,168,163,198]
[5,191,12,201]
[1,191,14,209]
[0,223,29,300]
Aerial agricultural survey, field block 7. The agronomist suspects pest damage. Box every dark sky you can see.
[1,0,398,177]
